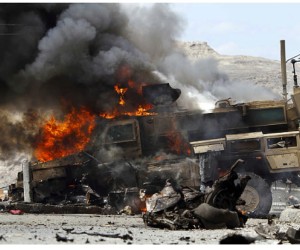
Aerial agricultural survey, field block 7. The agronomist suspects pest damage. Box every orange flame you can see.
[99,105,156,119]
[34,107,96,162]
[237,208,248,216]
[114,85,128,106]
[99,82,157,119]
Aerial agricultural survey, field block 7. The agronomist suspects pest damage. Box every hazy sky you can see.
[170,3,300,61]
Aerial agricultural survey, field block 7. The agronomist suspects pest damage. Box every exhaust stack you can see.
[280,40,288,102]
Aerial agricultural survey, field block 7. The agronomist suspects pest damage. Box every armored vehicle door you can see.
[264,131,300,172]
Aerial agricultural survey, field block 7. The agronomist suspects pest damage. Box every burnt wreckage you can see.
[143,159,250,229]
[7,40,300,223]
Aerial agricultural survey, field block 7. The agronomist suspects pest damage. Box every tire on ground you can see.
[237,172,272,218]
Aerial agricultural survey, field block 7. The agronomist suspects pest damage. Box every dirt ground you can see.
[0,212,297,245]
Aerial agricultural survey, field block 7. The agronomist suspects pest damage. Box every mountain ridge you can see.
[176,40,297,98]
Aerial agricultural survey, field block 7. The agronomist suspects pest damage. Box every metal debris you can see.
[143,159,250,230]
[55,233,74,242]
[70,231,133,241]
[254,222,280,239]
[286,227,300,244]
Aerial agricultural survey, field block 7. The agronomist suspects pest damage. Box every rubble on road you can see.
[286,227,300,244]
[279,205,300,223]
[0,201,117,214]
[143,159,250,230]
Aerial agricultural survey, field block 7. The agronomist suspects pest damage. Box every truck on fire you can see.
[8,40,300,217]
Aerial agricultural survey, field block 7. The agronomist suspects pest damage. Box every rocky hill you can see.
[177,41,297,98]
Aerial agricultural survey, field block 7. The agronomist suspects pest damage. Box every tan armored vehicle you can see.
[189,41,300,216]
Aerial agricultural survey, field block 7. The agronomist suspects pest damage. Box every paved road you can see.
[0,213,295,245]
[270,180,300,215]
[0,180,298,245]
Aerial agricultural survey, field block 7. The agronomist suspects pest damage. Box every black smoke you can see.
[0,3,279,186]
[0,3,184,159]
[4,3,182,113]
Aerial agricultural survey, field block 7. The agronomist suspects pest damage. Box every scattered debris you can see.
[5,202,116,215]
[0,235,7,241]
[143,179,203,230]
[254,222,280,239]
[267,214,276,225]
[286,227,300,244]
[70,231,133,241]
[62,227,74,234]
[9,209,24,215]
[55,233,74,242]
[119,205,134,215]
[192,203,241,229]
[143,159,250,230]
[254,219,290,243]
[279,207,300,223]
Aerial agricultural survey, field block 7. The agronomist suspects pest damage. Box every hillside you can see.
[177,41,297,98]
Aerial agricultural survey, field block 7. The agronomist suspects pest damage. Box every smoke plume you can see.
[0,3,279,185]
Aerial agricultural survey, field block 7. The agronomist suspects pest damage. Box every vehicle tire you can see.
[237,172,272,218]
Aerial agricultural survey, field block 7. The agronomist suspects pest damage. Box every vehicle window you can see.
[106,123,135,143]
[267,136,297,149]
[229,139,261,152]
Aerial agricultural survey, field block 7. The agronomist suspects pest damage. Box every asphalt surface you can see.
[0,212,297,245]
[0,180,298,245]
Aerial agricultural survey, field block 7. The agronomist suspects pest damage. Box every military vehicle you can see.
[189,40,300,217]
[94,87,300,217]
[9,40,300,217]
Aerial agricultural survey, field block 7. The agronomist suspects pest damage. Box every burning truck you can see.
[8,82,202,213]
[6,40,300,219]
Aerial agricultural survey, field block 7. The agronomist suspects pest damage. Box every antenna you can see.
[286,50,300,89]
[291,59,300,88]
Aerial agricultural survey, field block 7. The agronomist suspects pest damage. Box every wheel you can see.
[237,172,272,218]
